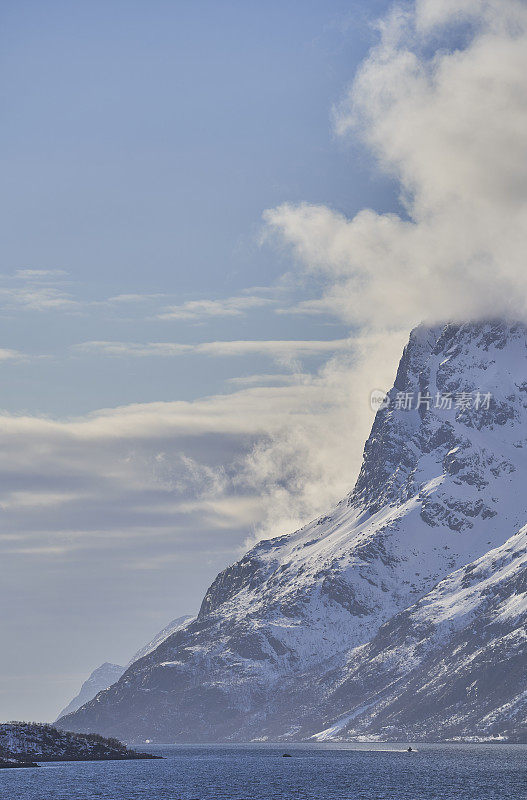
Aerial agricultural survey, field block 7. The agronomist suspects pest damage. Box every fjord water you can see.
[1,743,525,800]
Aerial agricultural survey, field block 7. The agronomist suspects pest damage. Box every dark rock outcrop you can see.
[0,722,159,764]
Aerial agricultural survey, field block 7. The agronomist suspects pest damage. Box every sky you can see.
[2,0,527,722]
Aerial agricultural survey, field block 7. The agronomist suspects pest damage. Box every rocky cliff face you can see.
[58,321,527,742]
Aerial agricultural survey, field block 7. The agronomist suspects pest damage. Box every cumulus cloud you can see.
[8,0,525,560]
[4,0,527,652]
[5,0,527,723]
[265,0,527,330]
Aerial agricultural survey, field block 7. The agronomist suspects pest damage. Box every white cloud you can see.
[0,325,405,561]
[14,269,68,280]
[415,0,526,33]
[0,269,79,312]
[265,0,527,331]
[103,293,166,304]
[158,294,273,320]
[0,273,287,323]
[196,339,351,357]
[75,341,190,357]
[0,348,25,361]
[9,0,524,562]
[75,338,352,359]
[227,373,301,387]
[0,286,78,312]
[275,298,339,317]
[6,0,524,560]
[0,271,166,314]
[4,1,527,660]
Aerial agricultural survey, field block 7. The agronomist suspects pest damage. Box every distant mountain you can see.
[56,617,194,721]
[56,663,125,721]
[127,615,195,666]
[58,322,527,742]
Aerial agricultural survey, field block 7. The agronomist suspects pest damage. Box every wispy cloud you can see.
[4,1,527,723]
[275,298,337,316]
[102,293,167,305]
[1,269,320,327]
[0,347,26,362]
[14,269,68,280]
[0,271,290,323]
[0,337,394,564]
[157,294,273,320]
[0,270,78,312]
[6,0,524,564]
[74,338,352,359]
[0,286,79,311]
[227,373,302,387]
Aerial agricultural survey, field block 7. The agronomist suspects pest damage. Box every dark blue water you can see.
[1,742,525,800]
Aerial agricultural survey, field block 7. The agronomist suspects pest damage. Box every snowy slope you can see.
[56,663,124,721]
[127,615,195,666]
[313,526,527,741]
[59,321,527,742]
[56,616,194,721]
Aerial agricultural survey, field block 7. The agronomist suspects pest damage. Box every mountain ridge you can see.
[56,663,125,721]
[55,616,195,721]
[58,321,527,742]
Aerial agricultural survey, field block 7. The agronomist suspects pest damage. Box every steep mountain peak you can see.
[56,663,124,721]
[58,321,527,743]
[351,320,527,515]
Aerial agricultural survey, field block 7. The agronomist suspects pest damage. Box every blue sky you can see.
[2,0,524,724]
[0,0,394,415]
[0,0,398,722]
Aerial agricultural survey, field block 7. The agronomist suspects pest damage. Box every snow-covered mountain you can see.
[127,615,195,667]
[56,616,194,721]
[56,663,125,721]
[58,322,527,742]
[312,526,527,742]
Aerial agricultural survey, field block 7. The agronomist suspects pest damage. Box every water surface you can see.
[1,742,525,800]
